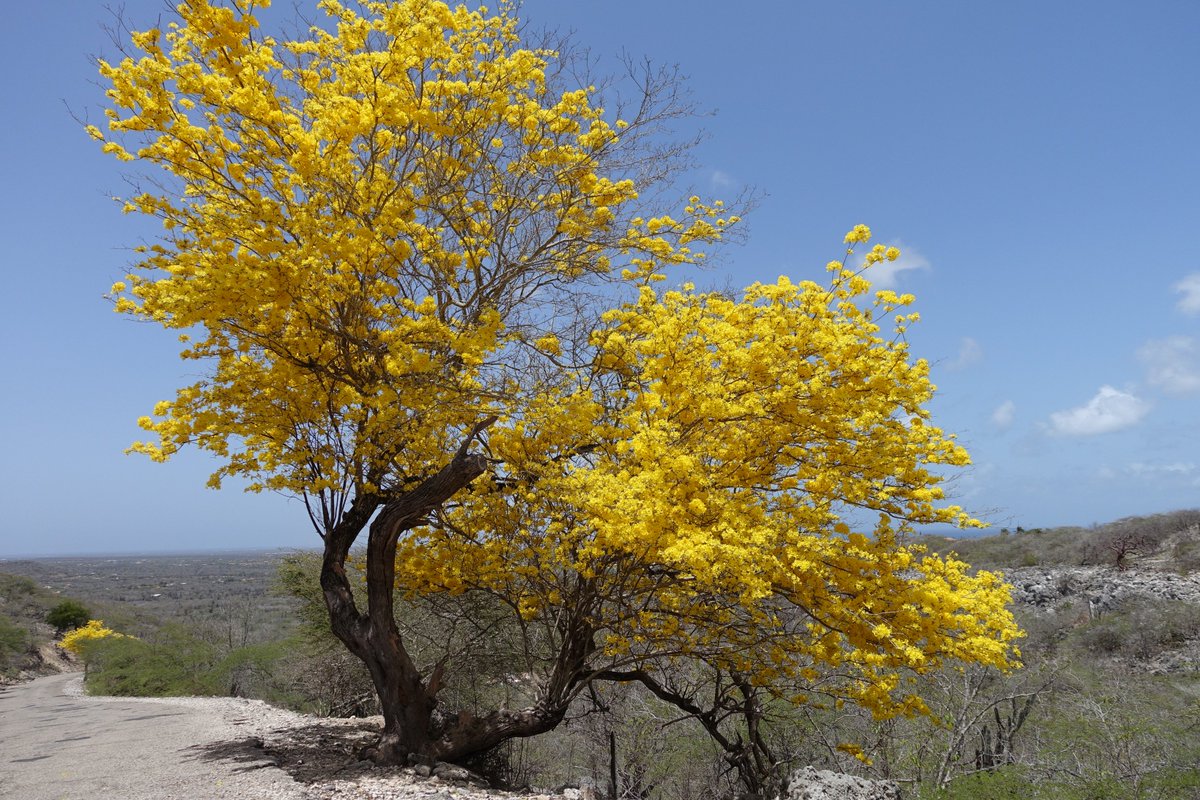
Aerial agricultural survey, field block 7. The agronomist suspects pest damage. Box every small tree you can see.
[1086,520,1157,571]
[46,600,92,634]
[92,0,1019,767]
[60,619,127,655]
[1104,531,1150,571]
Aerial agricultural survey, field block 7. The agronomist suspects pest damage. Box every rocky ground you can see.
[1003,563,1200,673]
[211,708,599,800]
[1004,565,1200,611]
[0,638,78,687]
[1,673,598,800]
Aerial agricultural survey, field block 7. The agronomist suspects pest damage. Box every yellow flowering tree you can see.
[93,0,1018,768]
[60,620,128,656]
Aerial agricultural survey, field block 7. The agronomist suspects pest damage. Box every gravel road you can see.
[0,673,586,800]
[0,672,309,799]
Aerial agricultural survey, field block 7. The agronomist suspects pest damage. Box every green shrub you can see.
[0,613,29,664]
[919,769,1172,800]
[1068,599,1200,661]
[1171,535,1200,575]
[1074,615,1131,655]
[920,767,1040,799]
[79,621,309,708]
[214,639,311,708]
[1142,768,1200,798]
[82,623,222,696]
[46,600,92,633]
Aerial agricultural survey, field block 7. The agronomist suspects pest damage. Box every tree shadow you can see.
[186,719,389,783]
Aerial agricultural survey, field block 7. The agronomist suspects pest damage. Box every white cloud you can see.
[868,242,930,289]
[1048,386,1150,436]
[1139,335,1200,394]
[991,400,1015,430]
[1174,273,1200,315]
[709,170,735,191]
[946,337,983,371]
[1127,461,1196,477]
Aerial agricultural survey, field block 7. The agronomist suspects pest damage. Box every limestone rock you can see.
[781,767,901,800]
[1005,566,1200,613]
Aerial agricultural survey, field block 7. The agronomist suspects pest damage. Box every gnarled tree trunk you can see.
[316,440,596,765]
[318,446,486,763]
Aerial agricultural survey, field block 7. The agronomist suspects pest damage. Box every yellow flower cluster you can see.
[394,230,1019,718]
[60,620,128,655]
[96,0,727,495]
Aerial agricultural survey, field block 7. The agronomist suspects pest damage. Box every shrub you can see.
[920,767,1040,799]
[1171,535,1200,575]
[46,600,91,633]
[0,613,29,660]
[1068,599,1200,661]
[80,622,305,706]
[1075,616,1129,655]
[82,624,217,696]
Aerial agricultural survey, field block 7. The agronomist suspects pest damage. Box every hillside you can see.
[0,551,301,687]
[912,508,1200,573]
[914,510,1200,674]
[0,572,80,682]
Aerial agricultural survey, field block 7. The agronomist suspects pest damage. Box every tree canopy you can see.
[91,0,1019,771]
[46,600,92,633]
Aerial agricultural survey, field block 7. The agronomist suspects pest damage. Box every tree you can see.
[92,0,1019,768]
[46,600,92,633]
[60,619,128,655]
[1085,519,1160,571]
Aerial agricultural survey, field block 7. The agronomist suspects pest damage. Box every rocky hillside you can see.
[1005,564,1200,611]
[0,572,82,684]
[918,510,1200,676]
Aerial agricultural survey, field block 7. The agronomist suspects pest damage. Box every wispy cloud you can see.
[991,400,1015,430]
[1139,335,1200,394]
[709,170,735,192]
[1092,462,1197,484]
[1127,461,1196,477]
[1047,386,1150,436]
[868,242,930,289]
[1175,273,1200,315]
[946,337,983,371]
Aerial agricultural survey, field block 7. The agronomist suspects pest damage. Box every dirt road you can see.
[0,673,307,800]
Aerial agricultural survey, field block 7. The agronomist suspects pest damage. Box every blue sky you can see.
[1,1,1197,557]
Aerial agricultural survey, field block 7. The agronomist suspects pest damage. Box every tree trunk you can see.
[316,431,596,766]
[319,447,489,764]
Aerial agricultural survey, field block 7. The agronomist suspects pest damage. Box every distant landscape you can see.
[4,510,1200,799]
[1,550,298,631]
